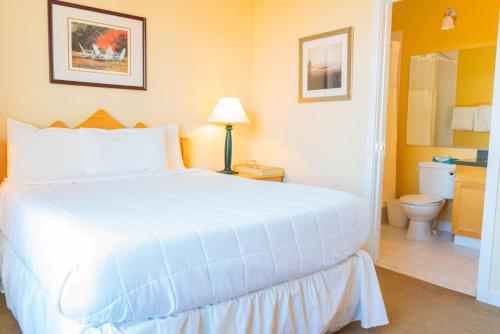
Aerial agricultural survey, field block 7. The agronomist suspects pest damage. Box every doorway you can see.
[368,0,500,304]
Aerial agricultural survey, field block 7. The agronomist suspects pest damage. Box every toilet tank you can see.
[418,162,456,199]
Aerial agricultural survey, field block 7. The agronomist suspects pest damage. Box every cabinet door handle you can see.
[449,171,455,176]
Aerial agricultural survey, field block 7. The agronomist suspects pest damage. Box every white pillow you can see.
[161,125,185,169]
[7,119,85,181]
[80,128,166,175]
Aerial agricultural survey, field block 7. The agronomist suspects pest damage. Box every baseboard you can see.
[491,291,500,307]
[380,206,388,224]
[479,290,500,307]
[454,235,481,250]
[437,221,452,233]
[437,223,481,250]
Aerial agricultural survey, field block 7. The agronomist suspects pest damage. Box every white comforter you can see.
[0,169,369,325]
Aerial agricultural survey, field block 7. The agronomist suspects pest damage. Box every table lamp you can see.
[209,97,249,174]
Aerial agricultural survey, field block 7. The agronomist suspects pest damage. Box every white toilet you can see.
[400,162,456,240]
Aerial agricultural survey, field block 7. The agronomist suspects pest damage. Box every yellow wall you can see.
[249,0,375,195]
[453,46,496,147]
[392,0,499,197]
[456,46,497,106]
[0,0,255,179]
[453,131,490,148]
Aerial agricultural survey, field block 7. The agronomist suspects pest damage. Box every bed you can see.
[0,111,387,334]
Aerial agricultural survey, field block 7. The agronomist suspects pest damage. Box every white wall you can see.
[0,0,255,177]
[481,120,500,304]
[0,0,380,198]
[249,0,374,195]
[485,32,500,298]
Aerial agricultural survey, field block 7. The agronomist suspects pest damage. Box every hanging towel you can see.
[473,104,492,132]
[451,106,476,130]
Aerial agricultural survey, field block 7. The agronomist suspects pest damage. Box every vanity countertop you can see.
[455,150,488,167]
[455,159,488,167]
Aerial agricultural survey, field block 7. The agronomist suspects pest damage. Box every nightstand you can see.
[234,172,285,182]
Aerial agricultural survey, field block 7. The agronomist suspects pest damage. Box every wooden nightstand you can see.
[234,172,285,182]
[230,163,285,182]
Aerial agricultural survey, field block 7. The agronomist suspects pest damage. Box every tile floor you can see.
[376,224,479,296]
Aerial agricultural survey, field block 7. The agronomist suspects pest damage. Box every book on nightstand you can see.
[234,162,284,176]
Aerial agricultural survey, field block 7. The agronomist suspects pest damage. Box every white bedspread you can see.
[3,245,388,334]
[0,169,370,325]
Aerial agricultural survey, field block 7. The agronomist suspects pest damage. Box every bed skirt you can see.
[2,242,388,334]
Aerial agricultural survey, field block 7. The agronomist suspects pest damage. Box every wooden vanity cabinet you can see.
[451,166,487,239]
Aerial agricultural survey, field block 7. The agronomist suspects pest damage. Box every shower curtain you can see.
[406,55,438,146]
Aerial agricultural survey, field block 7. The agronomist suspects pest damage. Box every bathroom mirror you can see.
[405,45,496,148]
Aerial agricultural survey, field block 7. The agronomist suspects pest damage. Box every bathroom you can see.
[378,0,497,296]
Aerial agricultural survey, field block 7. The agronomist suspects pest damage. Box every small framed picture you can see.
[299,27,353,102]
[48,0,147,90]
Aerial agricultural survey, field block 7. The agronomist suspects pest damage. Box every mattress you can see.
[0,169,370,325]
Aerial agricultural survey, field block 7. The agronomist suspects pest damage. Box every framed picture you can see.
[299,27,352,102]
[48,0,146,90]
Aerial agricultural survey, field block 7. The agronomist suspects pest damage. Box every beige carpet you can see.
[0,293,20,334]
[338,267,500,334]
[1,267,500,334]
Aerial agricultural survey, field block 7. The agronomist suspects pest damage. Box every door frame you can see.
[477,22,500,306]
[366,0,500,306]
[364,0,394,259]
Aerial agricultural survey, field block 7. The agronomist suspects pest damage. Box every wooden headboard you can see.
[51,109,191,167]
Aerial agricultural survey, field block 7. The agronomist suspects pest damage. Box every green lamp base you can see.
[217,169,239,175]
[219,124,239,175]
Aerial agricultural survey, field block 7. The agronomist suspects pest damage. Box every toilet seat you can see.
[400,194,443,206]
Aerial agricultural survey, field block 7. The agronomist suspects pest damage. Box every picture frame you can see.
[48,0,147,90]
[299,27,353,102]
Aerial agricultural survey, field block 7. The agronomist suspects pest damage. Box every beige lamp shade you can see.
[208,97,249,124]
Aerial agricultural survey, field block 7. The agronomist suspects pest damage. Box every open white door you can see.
[365,0,394,260]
